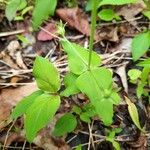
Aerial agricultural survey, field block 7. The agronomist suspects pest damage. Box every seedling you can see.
[128,60,150,101]
[11,0,121,142]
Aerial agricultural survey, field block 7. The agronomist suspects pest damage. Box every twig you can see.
[3,121,16,150]
[0,29,25,37]
[98,16,142,26]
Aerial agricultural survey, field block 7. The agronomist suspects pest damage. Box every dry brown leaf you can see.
[32,114,70,150]
[16,51,27,69]
[0,84,37,129]
[56,7,90,36]
[37,22,57,41]
[97,26,119,42]
[117,0,146,20]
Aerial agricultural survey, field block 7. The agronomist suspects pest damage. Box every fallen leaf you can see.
[0,84,37,129]
[56,7,90,36]
[117,0,146,20]
[37,22,57,41]
[97,26,119,42]
[116,63,128,93]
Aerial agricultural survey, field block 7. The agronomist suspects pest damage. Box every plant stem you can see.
[88,0,98,70]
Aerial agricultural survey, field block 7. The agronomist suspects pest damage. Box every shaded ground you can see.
[0,0,150,150]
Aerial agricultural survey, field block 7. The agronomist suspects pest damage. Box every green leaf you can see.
[60,72,80,97]
[131,31,150,61]
[143,10,150,20]
[76,67,119,125]
[75,145,82,150]
[128,69,141,81]
[33,56,60,93]
[61,40,101,75]
[11,90,43,120]
[25,94,60,142]
[85,0,100,11]
[32,0,57,30]
[96,99,114,125]
[6,0,26,21]
[99,0,137,6]
[137,58,150,67]
[53,113,77,136]
[98,9,120,21]
[72,105,82,115]
[125,97,145,132]
[17,0,27,10]
[112,141,121,150]
[80,113,91,123]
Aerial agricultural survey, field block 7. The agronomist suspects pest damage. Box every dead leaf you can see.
[37,22,57,41]
[16,51,27,69]
[7,41,20,57]
[115,63,128,93]
[117,0,146,20]
[56,7,90,36]
[97,26,119,42]
[33,114,70,150]
[0,84,37,129]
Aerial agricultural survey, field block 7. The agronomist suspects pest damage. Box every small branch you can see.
[0,29,25,37]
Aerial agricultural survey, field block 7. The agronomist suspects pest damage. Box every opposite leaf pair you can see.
[12,56,61,142]
[61,39,120,125]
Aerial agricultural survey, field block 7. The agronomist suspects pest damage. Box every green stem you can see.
[88,0,98,70]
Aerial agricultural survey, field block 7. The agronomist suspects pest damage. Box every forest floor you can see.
[0,0,150,150]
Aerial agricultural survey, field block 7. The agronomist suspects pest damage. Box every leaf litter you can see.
[0,1,150,150]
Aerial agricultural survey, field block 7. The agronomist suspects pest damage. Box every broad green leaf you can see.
[53,113,77,136]
[99,0,137,6]
[85,0,100,11]
[131,31,150,61]
[17,0,27,10]
[32,0,57,30]
[33,56,60,93]
[25,94,60,142]
[82,103,97,117]
[76,67,119,125]
[72,105,82,115]
[128,69,141,81]
[136,67,150,98]
[61,40,101,75]
[60,72,80,97]
[98,9,121,21]
[137,58,150,67]
[80,113,91,123]
[112,141,121,150]
[110,91,120,105]
[6,0,26,21]
[86,0,137,11]
[125,97,145,132]
[11,90,43,120]
[95,99,114,125]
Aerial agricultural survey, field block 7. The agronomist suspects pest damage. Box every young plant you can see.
[128,59,150,101]
[5,0,57,30]
[131,31,150,61]
[106,128,122,150]
[98,9,121,21]
[11,0,121,143]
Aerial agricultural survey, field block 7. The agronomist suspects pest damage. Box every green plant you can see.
[106,128,122,150]
[125,97,145,132]
[5,0,57,29]
[12,0,121,143]
[98,9,121,21]
[128,60,150,100]
[131,31,150,61]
